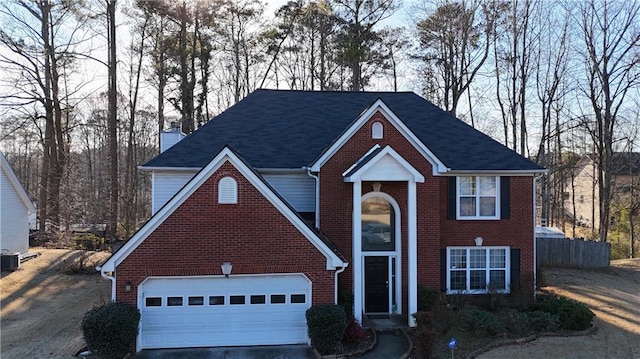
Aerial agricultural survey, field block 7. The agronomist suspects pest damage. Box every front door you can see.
[364,256,389,312]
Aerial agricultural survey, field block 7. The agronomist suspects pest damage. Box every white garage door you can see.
[139,274,311,349]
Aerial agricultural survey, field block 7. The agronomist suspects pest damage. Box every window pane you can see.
[469,249,486,268]
[470,270,487,290]
[489,270,506,290]
[459,177,475,195]
[478,177,496,195]
[271,294,286,304]
[291,294,306,303]
[450,249,466,269]
[230,295,245,305]
[479,197,496,216]
[362,196,395,251]
[146,297,161,307]
[250,295,266,304]
[209,296,224,305]
[459,197,476,216]
[167,297,183,306]
[450,270,466,291]
[188,296,204,306]
[490,249,506,268]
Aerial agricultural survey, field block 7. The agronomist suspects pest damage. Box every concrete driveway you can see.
[134,345,315,359]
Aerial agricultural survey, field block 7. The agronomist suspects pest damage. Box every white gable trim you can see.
[0,151,36,213]
[99,147,347,273]
[343,145,425,183]
[310,100,449,175]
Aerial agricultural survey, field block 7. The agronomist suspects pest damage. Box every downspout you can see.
[334,265,347,304]
[97,266,116,301]
[305,167,320,228]
[533,174,544,297]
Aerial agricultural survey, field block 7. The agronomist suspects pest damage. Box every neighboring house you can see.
[565,153,640,230]
[98,90,544,351]
[0,151,36,256]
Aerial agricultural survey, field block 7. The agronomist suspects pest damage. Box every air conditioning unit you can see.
[1,254,20,271]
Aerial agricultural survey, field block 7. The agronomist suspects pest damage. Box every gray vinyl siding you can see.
[0,167,30,254]
[152,171,197,214]
[261,173,315,213]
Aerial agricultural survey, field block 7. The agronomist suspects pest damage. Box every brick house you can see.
[98,90,544,351]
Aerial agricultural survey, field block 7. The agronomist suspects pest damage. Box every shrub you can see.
[417,285,441,311]
[338,290,354,317]
[412,327,435,359]
[526,310,560,332]
[459,308,504,336]
[533,294,594,331]
[82,302,140,359]
[306,304,346,355]
[342,316,368,344]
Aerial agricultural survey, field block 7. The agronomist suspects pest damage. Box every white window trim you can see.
[445,246,510,294]
[456,176,500,220]
[372,121,384,139]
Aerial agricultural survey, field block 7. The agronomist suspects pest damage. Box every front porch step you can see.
[362,314,408,329]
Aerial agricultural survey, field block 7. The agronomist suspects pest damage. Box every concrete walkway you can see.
[356,330,410,359]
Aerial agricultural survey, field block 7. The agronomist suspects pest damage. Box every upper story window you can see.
[218,177,238,204]
[457,176,499,219]
[372,122,383,139]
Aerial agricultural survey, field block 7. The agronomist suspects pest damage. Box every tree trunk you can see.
[107,0,118,241]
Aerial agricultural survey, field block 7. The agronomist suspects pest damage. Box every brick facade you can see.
[115,162,335,306]
[318,111,535,311]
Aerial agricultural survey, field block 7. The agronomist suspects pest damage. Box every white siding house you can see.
[0,152,36,255]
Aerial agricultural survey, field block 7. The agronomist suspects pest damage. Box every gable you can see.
[0,151,35,213]
[100,147,347,273]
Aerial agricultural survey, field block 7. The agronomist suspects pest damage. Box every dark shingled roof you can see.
[143,89,544,172]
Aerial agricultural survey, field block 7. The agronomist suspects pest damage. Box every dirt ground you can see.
[1,248,111,359]
[478,258,640,359]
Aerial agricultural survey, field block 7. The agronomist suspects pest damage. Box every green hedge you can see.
[306,304,346,355]
[82,302,140,359]
[533,294,594,331]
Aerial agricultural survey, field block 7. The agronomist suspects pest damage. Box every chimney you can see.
[160,121,187,153]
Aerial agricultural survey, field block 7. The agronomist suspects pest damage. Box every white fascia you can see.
[309,100,449,176]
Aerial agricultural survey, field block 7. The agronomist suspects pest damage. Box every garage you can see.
[138,274,311,349]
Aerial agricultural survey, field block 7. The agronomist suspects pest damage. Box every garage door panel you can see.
[139,275,311,349]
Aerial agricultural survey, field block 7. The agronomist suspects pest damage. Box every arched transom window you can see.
[361,196,395,251]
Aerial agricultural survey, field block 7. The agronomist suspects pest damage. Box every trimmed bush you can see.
[343,316,368,344]
[417,284,441,311]
[533,294,594,331]
[338,290,354,317]
[82,302,140,359]
[306,304,346,355]
[459,308,505,336]
[526,310,560,332]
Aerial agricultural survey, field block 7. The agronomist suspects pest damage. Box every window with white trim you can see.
[372,122,383,139]
[457,176,499,219]
[218,177,238,204]
[446,247,510,294]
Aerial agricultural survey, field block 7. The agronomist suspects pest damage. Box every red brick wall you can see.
[116,162,335,306]
[318,111,536,305]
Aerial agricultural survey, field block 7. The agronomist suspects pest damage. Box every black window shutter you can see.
[447,177,456,220]
[500,177,510,219]
[440,249,447,292]
[510,248,520,290]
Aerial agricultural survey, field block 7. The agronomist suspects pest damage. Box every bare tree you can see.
[415,0,493,116]
[575,0,640,242]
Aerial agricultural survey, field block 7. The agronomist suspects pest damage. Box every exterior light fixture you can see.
[221,262,233,277]
[474,237,483,246]
[372,182,382,192]
[125,280,131,292]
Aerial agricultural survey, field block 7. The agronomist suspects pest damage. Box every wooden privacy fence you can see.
[536,237,610,269]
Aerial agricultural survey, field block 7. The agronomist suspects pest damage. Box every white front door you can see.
[138,274,311,349]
